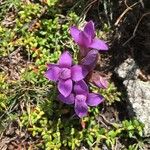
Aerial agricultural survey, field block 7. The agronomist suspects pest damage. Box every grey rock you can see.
[115,58,140,80]
[115,58,150,136]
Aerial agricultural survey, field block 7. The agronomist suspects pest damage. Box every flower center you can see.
[59,68,71,80]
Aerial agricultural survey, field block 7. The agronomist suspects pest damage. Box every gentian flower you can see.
[58,80,104,118]
[81,49,98,72]
[90,71,109,89]
[45,51,88,97]
[80,50,108,89]
[70,21,108,57]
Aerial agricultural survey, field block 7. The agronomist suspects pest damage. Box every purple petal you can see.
[58,79,72,97]
[59,68,71,80]
[93,76,109,89]
[81,50,98,71]
[47,64,58,69]
[70,26,81,44]
[87,93,104,106]
[89,38,108,50]
[74,80,89,94]
[78,31,91,48]
[45,66,60,81]
[58,93,75,104]
[71,65,88,82]
[75,94,88,118]
[79,47,90,58]
[58,51,72,68]
[84,21,95,39]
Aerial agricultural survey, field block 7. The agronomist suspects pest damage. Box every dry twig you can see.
[123,12,150,46]
[115,1,140,26]
[99,114,118,128]
[78,0,98,24]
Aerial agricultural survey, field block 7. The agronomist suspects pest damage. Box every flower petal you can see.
[93,76,109,89]
[58,51,72,68]
[87,93,104,106]
[89,38,108,50]
[59,68,71,80]
[58,79,72,97]
[84,21,95,38]
[74,80,89,94]
[78,31,91,48]
[90,72,109,89]
[71,65,88,81]
[47,64,58,69]
[75,95,88,118]
[45,66,60,81]
[70,26,81,44]
[81,50,98,71]
[58,93,75,104]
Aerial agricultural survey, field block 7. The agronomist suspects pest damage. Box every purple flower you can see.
[45,51,88,97]
[80,50,108,89]
[90,71,109,89]
[81,49,98,72]
[70,21,108,56]
[58,80,104,118]
[93,76,108,89]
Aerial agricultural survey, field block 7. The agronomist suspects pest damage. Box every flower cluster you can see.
[45,21,109,118]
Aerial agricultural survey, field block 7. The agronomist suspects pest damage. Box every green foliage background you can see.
[0,0,146,149]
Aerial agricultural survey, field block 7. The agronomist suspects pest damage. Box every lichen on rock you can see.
[115,58,150,136]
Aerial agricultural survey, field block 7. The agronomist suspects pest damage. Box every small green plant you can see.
[0,1,147,150]
[47,0,58,7]
[0,73,9,111]
[91,82,121,105]
[20,105,80,149]
[19,102,145,150]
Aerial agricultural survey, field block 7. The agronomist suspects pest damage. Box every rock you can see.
[115,58,140,79]
[124,79,150,136]
[115,58,150,136]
